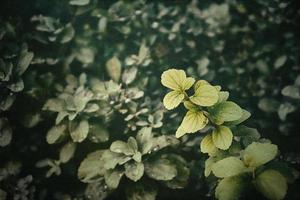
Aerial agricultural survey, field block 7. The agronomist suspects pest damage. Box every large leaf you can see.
[176,110,208,138]
[243,142,278,168]
[209,101,243,125]
[215,176,244,200]
[78,150,106,183]
[145,157,177,181]
[212,126,233,150]
[163,90,185,110]
[254,170,287,200]
[161,69,195,91]
[190,80,219,106]
[212,157,246,178]
[125,162,144,182]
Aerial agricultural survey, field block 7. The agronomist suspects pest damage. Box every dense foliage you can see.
[0,0,299,200]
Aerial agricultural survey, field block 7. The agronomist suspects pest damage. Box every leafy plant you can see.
[161,69,296,200]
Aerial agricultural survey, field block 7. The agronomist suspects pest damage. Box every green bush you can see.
[0,0,299,200]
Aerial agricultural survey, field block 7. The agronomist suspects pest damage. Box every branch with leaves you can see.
[161,69,296,200]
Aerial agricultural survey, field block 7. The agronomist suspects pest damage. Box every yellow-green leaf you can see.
[215,176,244,200]
[209,101,243,125]
[243,142,278,168]
[200,134,217,154]
[212,157,246,178]
[176,110,208,138]
[163,91,185,110]
[212,126,233,150]
[161,69,195,91]
[190,80,219,106]
[254,170,287,200]
[183,100,198,111]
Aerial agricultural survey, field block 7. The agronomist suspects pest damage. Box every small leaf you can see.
[254,170,287,200]
[176,110,208,138]
[106,56,122,82]
[88,124,109,143]
[145,157,177,181]
[190,80,219,106]
[70,120,89,143]
[0,118,12,147]
[200,134,217,155]
[163,90,184,110]
[204,157,216,177]
[46,124,67,144]
[225,109,251,126]
[126,184,157,200]
[125,162,144,182]
[243,142,278,168]
[69,0,90,6]
[212,157,246,178]
[161,69,195,91]
[209,101,243,125]
[59,142,76,163]
[183,100,198,110]
[122,67,138,85]
[136,127,153,154]
[215,176,244,200]
[110,140,134,156]
[16,51,34,75]
[281,85,300,99]
[278,102,296,121]
[104,169,124,189]
[274,55,287,69]
[103,150,131,169]
[218,91,229,103]
[212,126,233,150]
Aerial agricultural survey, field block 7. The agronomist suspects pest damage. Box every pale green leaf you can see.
[145,158,177,181]
[16,51,34,75]
[69,0,90,6]
[104,169,124,189]
[274,55,287,69]
[126,184,157,200]
[46,124,67,144]
[243,142,278,168]
[59,142,76,163]
[210,101,243,125]
[163,90,184,110]
[254,170,287,200]
[212,126,233,150]
[136,127,153,154]
[70,120,89,143]
[125,162,144,182]
[106,56,122,82]
[78,150,106,183]
[110,140,134,156]
[212,157,246,178]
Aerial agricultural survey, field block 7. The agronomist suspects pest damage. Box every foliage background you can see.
[0,0,300,199]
